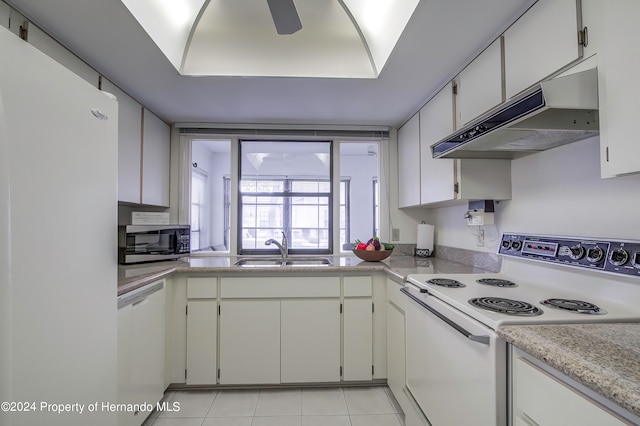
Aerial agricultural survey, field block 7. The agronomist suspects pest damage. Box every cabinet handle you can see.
[401,287,490,345]
[132,297,148,307]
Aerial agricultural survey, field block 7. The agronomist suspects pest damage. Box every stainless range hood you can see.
[431,68,599,159]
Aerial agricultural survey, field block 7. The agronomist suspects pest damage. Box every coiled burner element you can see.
[469,297,543,316]
[476,278,517,287]
[426,278,466,288]
[540,298,606,314]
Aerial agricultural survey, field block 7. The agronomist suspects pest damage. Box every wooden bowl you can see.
[352,249,393,262]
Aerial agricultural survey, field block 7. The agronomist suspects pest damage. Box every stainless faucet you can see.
[265,231,288,259]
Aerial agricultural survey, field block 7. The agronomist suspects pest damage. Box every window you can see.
[339,142,379,249]
[190,139,231,252]
[190,168,207,250]
[238,140,332,255]
[187,136,382,255]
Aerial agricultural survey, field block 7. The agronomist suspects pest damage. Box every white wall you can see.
[0,67,11,413]
[431,136,640,252]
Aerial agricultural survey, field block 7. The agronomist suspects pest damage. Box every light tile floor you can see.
[143,386,404,426]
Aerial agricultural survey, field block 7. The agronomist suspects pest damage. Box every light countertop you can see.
[117,253,493,296]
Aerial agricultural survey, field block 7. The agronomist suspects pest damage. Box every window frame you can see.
[236,140,334,256]
[182,134,387,257]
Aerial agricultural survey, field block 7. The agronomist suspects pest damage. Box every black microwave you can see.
[118,225,190,264]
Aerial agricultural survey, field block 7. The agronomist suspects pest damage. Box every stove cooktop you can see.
[406,272,640,329]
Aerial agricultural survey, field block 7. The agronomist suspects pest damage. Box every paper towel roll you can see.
[416,223,434,253]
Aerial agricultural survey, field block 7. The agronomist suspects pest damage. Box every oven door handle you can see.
[401,287,490,346]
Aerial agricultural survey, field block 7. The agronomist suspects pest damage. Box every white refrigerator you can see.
[0,26,118,425]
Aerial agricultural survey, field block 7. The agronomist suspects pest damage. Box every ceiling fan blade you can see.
[266,0,302,35]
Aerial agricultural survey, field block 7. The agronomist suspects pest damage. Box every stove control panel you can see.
[499,233,640,277]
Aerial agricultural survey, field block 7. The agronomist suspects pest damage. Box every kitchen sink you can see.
[284,257,332,266]
[233,257,332,267]
[233,258,286,267]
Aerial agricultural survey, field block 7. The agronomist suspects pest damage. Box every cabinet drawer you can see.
[220,276,340,298]
[386,279,405,310]
[513,356,626,425]
[187,277,218,299]
[344,276,372,297]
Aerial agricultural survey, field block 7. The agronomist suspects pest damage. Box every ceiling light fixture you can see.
[119,0,420,78]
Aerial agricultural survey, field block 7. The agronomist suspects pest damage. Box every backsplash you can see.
[434,245,501,272]
[391,243,501,272]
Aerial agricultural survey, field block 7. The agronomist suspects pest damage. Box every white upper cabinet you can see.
[100,83,170,206]
[598,0,640,177]
[141,109,171,207]
[0,3,9,29]
[101,79,144,204]
[397,81,512,209]
[455,38,504,130]
[27,25,100,87]
[397,113,421,208]
[420,83,456,205]
[504,0,583,99]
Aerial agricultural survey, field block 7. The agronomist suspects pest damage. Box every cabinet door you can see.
[101,79,143,204]
[117,305,137,426]
[219,300,281,384]
[386,300,405,401]
[129,286,166,424]
[281,299,340,383]
[419,83,456,204]
[398,113,421,208]
[456,38,503,129]
[27,25,100,87]
[504,0,582,98]
[599,0,640,177]
[343,298,373,381]
[141,109,170,207]
[186,300,217,384]
[0,2,9,29]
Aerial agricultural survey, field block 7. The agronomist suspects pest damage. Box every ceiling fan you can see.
[267,0,303,34]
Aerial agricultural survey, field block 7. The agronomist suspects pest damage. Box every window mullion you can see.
[283,179,292,241]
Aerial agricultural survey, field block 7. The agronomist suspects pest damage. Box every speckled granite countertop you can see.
[118,253,495,296]
[498,323,640,418]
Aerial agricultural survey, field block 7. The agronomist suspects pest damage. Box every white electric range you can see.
[402,233,640,426]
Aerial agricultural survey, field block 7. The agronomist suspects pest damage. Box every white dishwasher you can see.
[117,280,166,426]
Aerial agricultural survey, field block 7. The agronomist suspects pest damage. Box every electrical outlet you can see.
[392,228,400,241]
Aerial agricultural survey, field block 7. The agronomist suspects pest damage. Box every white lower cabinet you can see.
[178,274,379,386]
[117,280,166,426]
[219,299,281,384]
[512,349,627,426]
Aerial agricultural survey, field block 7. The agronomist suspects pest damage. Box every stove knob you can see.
[511,241,522,251]
[568,245,585,260]
[586,246,605,263]
[608,248,629,266]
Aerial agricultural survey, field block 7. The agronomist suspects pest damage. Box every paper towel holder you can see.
[415,248,431,258]
[415,221,434,258]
